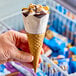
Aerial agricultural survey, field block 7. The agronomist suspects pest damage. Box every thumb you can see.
[11,48,34,62]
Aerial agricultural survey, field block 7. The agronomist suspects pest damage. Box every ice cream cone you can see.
[22,4,49,72]
[27,33,45,72]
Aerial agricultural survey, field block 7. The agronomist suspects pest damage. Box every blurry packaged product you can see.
[39,56,69,76]
[10,62,37,76]
[56,4,62,13]
[69,60,76,73]
[60,16,65,35]
[65,19,70,38]
[51,57,58,65]
[52,68,58,76]
[5,62,19,73]
[42,61,45,73]
[72,55,76,61]
[58,58,69,66]
[50,57,56,60]
[40,63,43,71]
[44,37,66,52]
[55,13,59,32]
[73,32,76,46]
[50,10,54,25]
[61,6,65,14]
[67,43,73,48]
[59,59,69,75]
[58,49,66,56]
[70,13,74,20]
[56,14,59,32]
[47,63,51,76]
[50,58,58,66]
[57,55,65,59]
[0,64,10,75]
[63,18,67,36]
[64,48,69,58]
[48,25,56,33]
[69,47,76,55]
[53,59,58,65]
[0,63,21,76]
[40,61,46,74]
[42,43,52,57]
[56,4,67,15]
[70,54,76,73]
[36,68,46,76]
[45,29,54,40]
[39,58,59,76]
[61,17,66,35]
[68,21,72,40]
[68,51,74,58]
[59,63,68,76]
[63,8,67,15]
[43,60,48,74]
[71,14,76,20]
[54,68,58,76]
[49,67,53,76]
[0,64,6,72]
[59,66,65,76]
[69,47,76,58]
[69,21,75,41]
[66,12,76,20]
[52,12,57,29]
[53,12,57,30]
[66,12,70,17]
[63,23,67,36]
[53,32,68,43]
[62,62,69,72]
[67,30,71,40]
[66,12,72,19]
[58,15,63,34]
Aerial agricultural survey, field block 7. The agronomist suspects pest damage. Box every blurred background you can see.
[0,0,76,76]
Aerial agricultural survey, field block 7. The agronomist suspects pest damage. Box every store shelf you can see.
[54,0,76,14]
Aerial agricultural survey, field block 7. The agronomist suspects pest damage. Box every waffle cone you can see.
[27,33,45,72]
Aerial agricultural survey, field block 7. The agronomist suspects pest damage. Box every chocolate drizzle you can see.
[22,4,48,18]
[23,12,29,17]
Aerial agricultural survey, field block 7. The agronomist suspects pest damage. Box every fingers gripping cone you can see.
[22,12,49,72]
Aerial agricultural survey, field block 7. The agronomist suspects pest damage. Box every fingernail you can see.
[31,56,34,61]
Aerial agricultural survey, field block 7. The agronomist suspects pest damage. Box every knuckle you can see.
[8,30,15,34]
[4,50,11,59]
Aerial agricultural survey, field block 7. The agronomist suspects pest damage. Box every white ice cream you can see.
[22,4,49,34]
[23,14,49,34]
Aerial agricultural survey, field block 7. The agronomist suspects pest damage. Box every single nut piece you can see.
[43,6,49,11]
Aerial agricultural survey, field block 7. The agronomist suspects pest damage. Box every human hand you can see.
[0,30,44,68]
